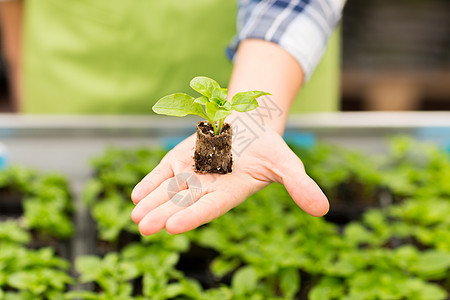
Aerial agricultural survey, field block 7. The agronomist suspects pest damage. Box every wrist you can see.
[226,40,303,135]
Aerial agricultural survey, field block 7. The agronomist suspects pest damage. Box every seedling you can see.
[152,76,270,174]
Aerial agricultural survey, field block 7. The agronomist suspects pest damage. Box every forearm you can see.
[227,39,305,134]
[0,0,23,112]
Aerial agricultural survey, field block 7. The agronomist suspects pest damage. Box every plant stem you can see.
[216,118,225,135]
[210,120,218,135]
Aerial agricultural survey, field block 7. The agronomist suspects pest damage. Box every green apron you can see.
[23,0,339,114]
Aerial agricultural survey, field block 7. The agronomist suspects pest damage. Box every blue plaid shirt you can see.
[228,0,345,81]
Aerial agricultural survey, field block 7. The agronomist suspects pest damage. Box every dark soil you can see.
[194,121,232,174]
[176,243,219,288]
[0,189,24,217]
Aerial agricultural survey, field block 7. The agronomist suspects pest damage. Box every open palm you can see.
[131,122,329,235]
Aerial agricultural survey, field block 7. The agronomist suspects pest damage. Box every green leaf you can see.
[206,102,232,122]
[309,277,344,300]
[393,245,418,270]
[232,97,258,112]
[363,209,387,233]
[343,223,373,246]
[215,110,232,122]
[23,199,74,239]
[119,261,140,281]
[3,291,35,300]
[235,91,271,99]
[410,250,450,279]
[64,290,101,300]
[44,269,74,290]
[231,266,258,296]
[193,96,208,105]
[231,91,267,112]
[75,256,102,282]
[222,101,232,111]
[7,272,39,292]
[202,286,233,300]
[210,97,223,105]
[116,282,133,298]
[324,254,357,277]
[165,282,185,298]
[403,278,447,300]
[141,273,158,298]
[152,93,207,119]
[179,278,203,298]
[6,269,71,295]
[212,87,228,102]
[0,220,31,244]
[82,179,103,206]
[205,101,218,119]
[101,277,119,295]
[231,90,270,112]
[166,234,190,252]
[162,253,180,269]
[190,76,221,98]
[91,196,133,242]
[196,227,227,250]
[279,267,300,299]
[211,257,240,278]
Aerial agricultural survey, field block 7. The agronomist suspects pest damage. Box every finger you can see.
[132,171,204,224]
[165,190,240,234]
[285,172,329,217]
[138,189,201,236]
[131,156,173,204]
[131,177,178,224]
[277,148,329,217]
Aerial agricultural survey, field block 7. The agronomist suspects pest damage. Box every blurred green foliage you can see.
[0,224,72,299]
[83,147,166,242]
[0,167,74,239]
[0,137,449,299]
[77,137,450,299]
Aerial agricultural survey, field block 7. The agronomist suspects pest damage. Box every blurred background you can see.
[341,0,450,111]
[0,0,449,113]
[1,1,449,299]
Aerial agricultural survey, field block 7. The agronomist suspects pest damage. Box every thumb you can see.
[274,144,329,217]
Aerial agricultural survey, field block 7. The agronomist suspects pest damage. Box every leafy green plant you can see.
[23,173,74,239]
[0,245,73,299]
[379,136,450,199]
[91,194,137,242]
[0,196,73,299]
[0,220,30,245]
[11,138,450,300]
[0,166,35,193]
[310,269,447,300]
[310,245,449,300]
[0,167,74,239]
[193,150,450,299]
[194,183,341,299]
[78,140,449,299]
[389,197,450,251]
[67,243,204,300]
[83,147,165,243]
[67,252,140,300]
[292,144,382,204]
[152,76,270,135]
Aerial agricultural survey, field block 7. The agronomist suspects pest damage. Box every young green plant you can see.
[152,76,270,135]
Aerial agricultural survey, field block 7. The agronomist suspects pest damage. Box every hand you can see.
[130,120,329,235]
